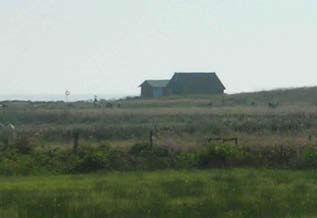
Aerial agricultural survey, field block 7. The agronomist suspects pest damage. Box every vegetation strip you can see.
[0,169,317,218]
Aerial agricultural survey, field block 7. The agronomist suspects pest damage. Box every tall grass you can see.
[1,105,317,143]
[0,169,317,218]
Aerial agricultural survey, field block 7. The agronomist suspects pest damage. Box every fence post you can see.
[149,130,153,147]
[73,131,80,153]
[296,145,301,163]
[234,137,238,146]
[309,135,312,143]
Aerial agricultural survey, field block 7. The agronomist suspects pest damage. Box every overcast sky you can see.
[0,0,316,96]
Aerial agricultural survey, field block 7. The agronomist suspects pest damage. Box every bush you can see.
[129,143,170,158]
[73,144,114,172]
[174,152,198,169]
[302,147,317,168]
[14,136,34,154]
[128,143,173,170]
[198,144,248,168]
[3,140,317,176]
[0,151,47,176]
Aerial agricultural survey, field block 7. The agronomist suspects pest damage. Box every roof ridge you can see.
[174,72,216,74]
[146,79,170,81]
[140,80,170,88]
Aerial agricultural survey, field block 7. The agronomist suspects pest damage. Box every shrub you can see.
[198,144,247,168]
[129,143,170,157]
[0,151,47,176]
[174,152,198,169]
[73,145,113,172]
[302,147,317,168]
[14,136,34,154]
[128,143,173,170]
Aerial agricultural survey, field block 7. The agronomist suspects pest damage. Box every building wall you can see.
[168,80,224,95]
[162,87,170,96]
[153,87,163,97]
[141,84,154,98]
[140,76,225,98]
[141,85,169,98]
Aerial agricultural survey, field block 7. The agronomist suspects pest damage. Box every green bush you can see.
[0,151,47,176]
[128,143,173,170]
[174,152,198,169]
[302,147,317,168]
[2,141,317,176]
[198,144,249,168]
[73,144,114,172]
[14,136,34,154]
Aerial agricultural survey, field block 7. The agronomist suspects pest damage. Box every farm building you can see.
[140,72,225,98]
[168,73,225,95]
[139,80,170,98]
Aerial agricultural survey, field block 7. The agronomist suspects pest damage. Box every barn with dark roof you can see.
[168,72,225,95]
[139,72,225,98]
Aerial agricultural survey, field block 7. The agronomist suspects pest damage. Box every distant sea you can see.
[0,94,137,102]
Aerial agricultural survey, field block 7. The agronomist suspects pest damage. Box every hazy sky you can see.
[0,0,316,96]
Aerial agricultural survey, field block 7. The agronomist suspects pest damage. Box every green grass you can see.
[1,87,317,147]
[1,169,317,218]
[2,105,317,145]
[1,87,317,217]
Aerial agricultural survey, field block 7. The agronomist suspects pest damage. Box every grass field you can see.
[1,100,317,150]
[1,87,317,217]
[1,88,317,173]
[1,169,317,218]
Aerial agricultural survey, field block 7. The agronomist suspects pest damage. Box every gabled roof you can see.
[139,80,170,88]
[171,72,226,90]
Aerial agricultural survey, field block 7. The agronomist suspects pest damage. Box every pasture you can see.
[1,88,317,175]
[1,169,317,218]
[1,87,317,217]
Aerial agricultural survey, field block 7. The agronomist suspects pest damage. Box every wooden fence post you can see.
[234,137,238,146]
[149,130,153,147]
[296,145,302,162]
[73,131,80,153]
[309,135,312,143]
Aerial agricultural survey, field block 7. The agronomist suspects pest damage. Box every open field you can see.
[0,88,317,149]
[1,99,317,150]
[2,0,316,216]
[1,169,317,218]
[0,87,317,217]
[0,87,317,175]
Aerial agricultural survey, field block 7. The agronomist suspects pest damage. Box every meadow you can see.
[1,169,317,218]
[1,88,317,174]
[1,89,317,151]
[1,87,317,217]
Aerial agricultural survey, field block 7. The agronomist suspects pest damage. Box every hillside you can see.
[227,86,317,106]
[1,86,316,109]
[118,86,317,108]
[0,86,316,152]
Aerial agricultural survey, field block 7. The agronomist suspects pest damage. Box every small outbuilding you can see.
[139,80,170,98]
